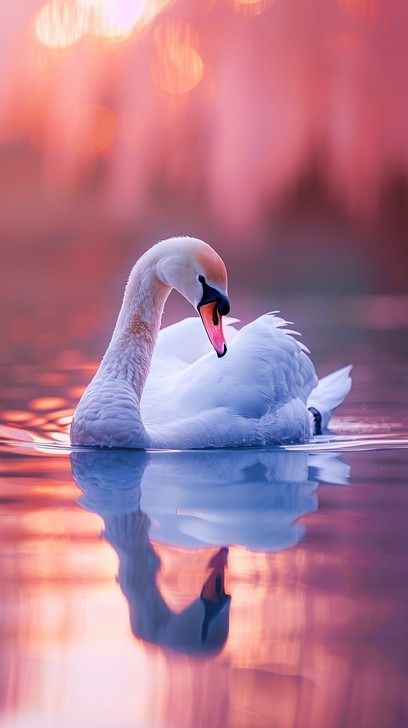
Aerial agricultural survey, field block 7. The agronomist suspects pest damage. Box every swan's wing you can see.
[142,314,318,446]
[148,316,239,378]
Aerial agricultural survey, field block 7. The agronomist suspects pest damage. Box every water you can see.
[1,298,408,728]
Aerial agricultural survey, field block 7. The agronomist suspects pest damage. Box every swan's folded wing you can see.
[148,316,239,378]
[142,314,317,434]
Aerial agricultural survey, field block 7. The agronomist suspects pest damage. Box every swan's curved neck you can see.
[100,256,171,401]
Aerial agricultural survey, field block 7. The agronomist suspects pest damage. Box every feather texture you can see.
[141,314,317,447]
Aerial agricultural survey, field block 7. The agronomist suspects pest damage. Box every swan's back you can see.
[142,314,318,448]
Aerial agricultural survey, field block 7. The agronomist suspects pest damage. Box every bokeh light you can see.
[151,21,204,95]
[35,0,88,49]
[35,0,173,48]
[0,0,406,358]
[79,0,148,40]
[229,0,272,16]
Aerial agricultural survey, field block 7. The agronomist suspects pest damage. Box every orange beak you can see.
[198,302,227,358]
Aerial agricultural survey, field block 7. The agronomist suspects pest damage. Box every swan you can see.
[70,236,352,449]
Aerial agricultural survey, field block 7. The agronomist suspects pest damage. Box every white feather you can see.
[141,313,318,448]
[308,365,353,430]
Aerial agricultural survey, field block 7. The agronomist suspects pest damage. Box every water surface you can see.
[1,301,407,728]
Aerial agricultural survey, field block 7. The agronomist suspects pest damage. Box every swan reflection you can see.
[71,449,348,655]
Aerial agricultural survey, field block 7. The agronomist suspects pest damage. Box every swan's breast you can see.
[71,377,149,448]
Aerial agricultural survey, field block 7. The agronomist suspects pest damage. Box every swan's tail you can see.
[307,365,352,433]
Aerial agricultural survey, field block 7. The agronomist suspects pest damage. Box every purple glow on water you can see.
[0,295,407,727]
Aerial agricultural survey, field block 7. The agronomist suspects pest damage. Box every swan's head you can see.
[156,237,230,357]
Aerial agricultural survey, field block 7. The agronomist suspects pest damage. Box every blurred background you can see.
[1,0,408,364]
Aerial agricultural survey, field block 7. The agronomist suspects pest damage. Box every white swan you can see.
[70,236,352,448]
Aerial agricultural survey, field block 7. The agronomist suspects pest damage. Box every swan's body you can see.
[71,237,351,449]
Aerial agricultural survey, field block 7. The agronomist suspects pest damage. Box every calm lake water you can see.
[1,296,407,728]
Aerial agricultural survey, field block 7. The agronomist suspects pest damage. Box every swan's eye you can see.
[197,275,230,316]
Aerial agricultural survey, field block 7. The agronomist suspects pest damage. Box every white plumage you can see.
[70,237,352,449]
[143,314,318,447]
